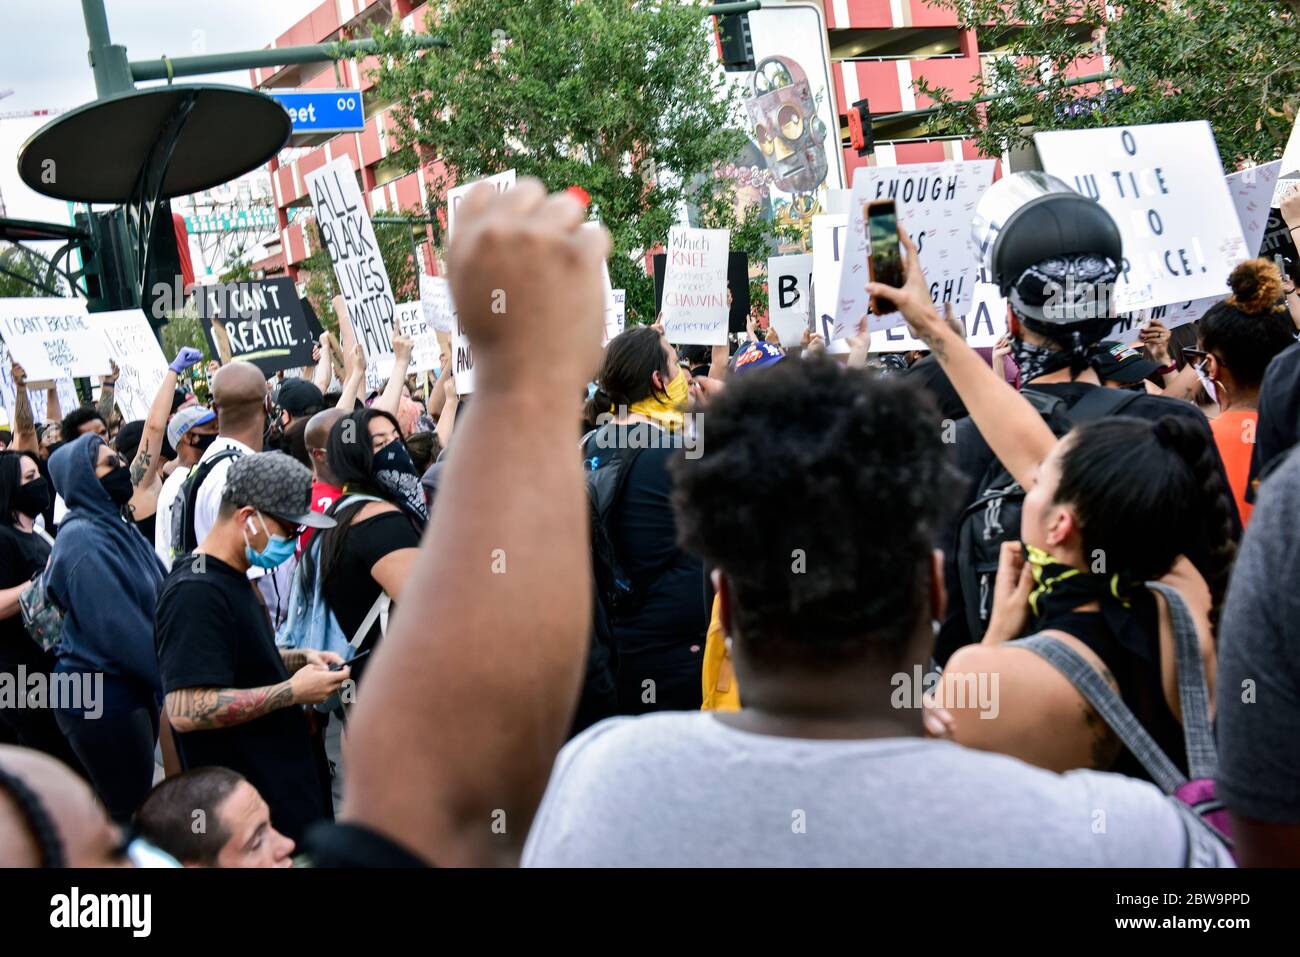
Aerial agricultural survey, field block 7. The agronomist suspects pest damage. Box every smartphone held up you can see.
[865,200,904,316]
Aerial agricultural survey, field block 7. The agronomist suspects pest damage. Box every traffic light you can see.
[715,13,755,72]
[848,98,874,156]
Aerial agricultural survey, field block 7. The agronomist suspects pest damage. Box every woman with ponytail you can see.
[582,325,709,713]
[868,228,1238,780]
[1187,258,1296,526]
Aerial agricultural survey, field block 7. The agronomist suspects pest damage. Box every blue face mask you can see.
[243,512,297,569]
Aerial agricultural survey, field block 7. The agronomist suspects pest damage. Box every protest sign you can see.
[811,214,849,346]
[419,274,455,334]
[194,278,315,377]
[90,310,169,422]
[1035,122,1249,311]
[446,170,516,242]
[301,296,325,340]
[1271,115,1300,205]
[393,300,440,375]
[767,253,813,348]
[451,304,475,395]
[654,251,750,334]
[1133,160,1282,332]
[0,298,111,381]
[836,160,996,338]
[869,275,1008,352]
[0,342,78,428]
[605,289,626,345]
[659,227,730,345]
[305,155,396,393]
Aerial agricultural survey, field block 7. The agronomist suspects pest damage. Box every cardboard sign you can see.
[446,169,516,242]
[1035,122,1249,311]
[195,278,316,376]
[0,298,111,381]
[767,253,813,348]
[659,227,730,345]
[393,300,440,375]
[91,310,169,422]
[836,160,996,339]
[0,342,78,428]
[419,274,456,335]
[653,251,750,334]
[305,155,397,394]
[869,276,1008,352]
[1135,160,1283,331]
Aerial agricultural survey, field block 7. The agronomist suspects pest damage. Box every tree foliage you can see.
[917,0,1300,168]
[365,0,765,324]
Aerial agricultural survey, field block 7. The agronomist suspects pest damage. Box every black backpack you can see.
[168,447,242,564]
[581,422,650,619]
[955,386,1144,641]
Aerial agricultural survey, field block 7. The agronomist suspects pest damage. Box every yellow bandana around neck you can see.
[622,373,688,432]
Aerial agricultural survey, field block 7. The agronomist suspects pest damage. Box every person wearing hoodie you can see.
[46,433,166,822]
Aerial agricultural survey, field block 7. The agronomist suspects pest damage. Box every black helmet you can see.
[971,172,1123,330]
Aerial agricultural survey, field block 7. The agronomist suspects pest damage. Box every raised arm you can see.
[10,362,37,453]
[336,343,366,411]
[435,377,459,450]
[45,383,61,426]
[866,228,1057,490]
[342,180,606,865]
[209,318,234,366]
[312,332,334,393]
[96,360,119,424]
[372,315,413,420]
[130,347,203,490]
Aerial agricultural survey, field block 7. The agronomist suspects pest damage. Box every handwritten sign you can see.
[0,298,111,381]
[195,278,315,376]
[305,155,396,394]
[767,253,813,348]
[869,275,1008,352]
[393,300,440,375]
[451,303,474,395]
[446,170,516,242]
[0,342,78,427]
[661,226,729,345]
[92,310,169,422]
[419,274,455,335]
[605,289,626,345]
[1035,122,1248,311]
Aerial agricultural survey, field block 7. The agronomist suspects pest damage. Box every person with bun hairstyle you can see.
[1188,259,1296,526]
[868,226,1237,782]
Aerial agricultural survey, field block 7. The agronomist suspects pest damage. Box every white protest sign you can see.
[1130,160,1283,333]
[0,342,78,427]
[810,215,850,354]
[451,305,474,395]
[767,253,813,348]
[836,160,996,338]
[419,274,455,334]
[446,169,516,242]
[1271,116,1300,205]
[660,226,730,345]
[870,275,1008,352]
[605,289,626,345]
[1035,121,1249,311]
[0,298,111,381]
[304,155,396,394]
[393,301,440,375]
[91,310,168,422]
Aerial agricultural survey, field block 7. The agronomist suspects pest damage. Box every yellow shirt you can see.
[700,593,740,711]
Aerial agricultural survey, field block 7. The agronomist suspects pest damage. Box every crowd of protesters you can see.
[2,175,1300,870]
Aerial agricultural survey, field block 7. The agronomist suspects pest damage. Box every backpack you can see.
[956,386,1145,641]
[275,493,388,664]
[169,447,242,565]
[581,422,653,619]
[1011,581,1233,864]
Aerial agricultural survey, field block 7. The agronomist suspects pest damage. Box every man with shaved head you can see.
[301,407,346,553]
[190,362,269,549]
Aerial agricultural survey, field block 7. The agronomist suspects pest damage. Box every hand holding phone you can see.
[330,648,372,672]
[866,200,904,316]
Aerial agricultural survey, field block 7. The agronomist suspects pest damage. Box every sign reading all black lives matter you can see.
[195,278,315,376]
[305,155,396,392]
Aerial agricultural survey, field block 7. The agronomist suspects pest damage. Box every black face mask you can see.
[13,477,51,518]
[99,465,134,508]
[190,432,217,454]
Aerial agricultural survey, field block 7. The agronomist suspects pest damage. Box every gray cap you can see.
[166,405,215,448]
[222,451,336,529]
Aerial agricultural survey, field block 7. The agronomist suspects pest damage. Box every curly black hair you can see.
[670,356,961,667]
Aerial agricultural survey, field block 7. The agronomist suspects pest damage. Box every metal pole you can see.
[128,36,448,83]
[81,0,134,97]
[705,1,763,13]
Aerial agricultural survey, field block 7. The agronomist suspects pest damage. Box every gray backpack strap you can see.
[1144,580,1217,780]
[349,592,390,651]
[1013,633,1189,794]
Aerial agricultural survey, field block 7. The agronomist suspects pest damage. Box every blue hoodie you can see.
[46,433,166,693]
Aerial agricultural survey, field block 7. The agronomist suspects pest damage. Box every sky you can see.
[0,0,321,226]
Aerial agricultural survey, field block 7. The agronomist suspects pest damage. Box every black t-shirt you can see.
[934,381,1229,665]
[0,525,51,671]
[155,555,331,843]
[321,509,421,676]
[1247,340,1300,501]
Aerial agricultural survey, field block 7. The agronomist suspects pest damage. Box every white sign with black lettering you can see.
[446,169,516,242]
[451,304,474,395]
[767,253,813,349]
[661,226,730,345]
[0,342,77,427]
[869,275,1008,352]
[304,155,396,394]
[605,289,626,345]
[419,274,455,334]
[92,310,169,422]
[835,160,996,339]
[0,298,111,381]
[393,301,440,375]
[1035,121,1248,311]
[810,215,849,354]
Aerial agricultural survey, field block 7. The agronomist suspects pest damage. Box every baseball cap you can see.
[221,451,336,529]
[166,405,215,448]
[1092,341,1160,385]
[275,379,325,417]
[730,341,785,375]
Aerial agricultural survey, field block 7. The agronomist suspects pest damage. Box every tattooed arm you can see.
[97,360,119,424]
[165,682,297,732]
[11,362,37,452]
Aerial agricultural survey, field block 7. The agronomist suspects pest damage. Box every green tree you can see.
[917,0,1300,168]
[0,244,67,298]
[364,0,760,325]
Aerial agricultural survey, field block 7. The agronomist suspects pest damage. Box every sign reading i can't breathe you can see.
[305,155,396,393]
[195,278,315,376]
[1034,121,1249,312]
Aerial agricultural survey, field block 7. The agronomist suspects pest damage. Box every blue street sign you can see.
[266,89,365,134]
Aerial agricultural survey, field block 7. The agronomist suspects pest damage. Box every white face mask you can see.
[1194,360,1218,407]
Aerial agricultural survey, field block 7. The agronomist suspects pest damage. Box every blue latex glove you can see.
[169,347,204,374]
